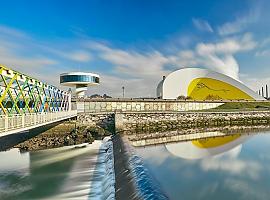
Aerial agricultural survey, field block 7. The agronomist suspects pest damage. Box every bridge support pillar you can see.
[22,115,25,128]
[4,116,8,132]
[34,114,36,125]
[115,112,124,133]
[68,93,72,111]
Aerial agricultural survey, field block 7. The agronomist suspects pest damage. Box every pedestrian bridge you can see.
[0,65,77,137]
[0,111,77,137]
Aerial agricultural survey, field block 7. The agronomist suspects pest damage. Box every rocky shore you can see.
[115,111,270,134]
[15,120,111,151]
[13,111,270,151]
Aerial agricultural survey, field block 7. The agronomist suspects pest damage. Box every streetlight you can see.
[122,86,125,98]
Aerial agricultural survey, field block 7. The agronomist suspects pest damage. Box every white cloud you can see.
[0,25,29,39]
[240,74,270,96]
[40,46,93,63]
[94,43,171,77]
[200,145,262,180]
[0,24,259,97]
[255,37,270,57]
[69,51,92,62]
[85,43,173,97]
[217,7,260,36]
[84,33,257,96]
[224,178,269,200]
[192,18,213,33]
[0,25,95,88]
[135,145,169,166]
[255,50,270,57]
[171,33,256,80]
[0,41,57,70]
[260,37,270,47]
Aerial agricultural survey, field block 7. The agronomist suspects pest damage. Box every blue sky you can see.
[0,0,270,97]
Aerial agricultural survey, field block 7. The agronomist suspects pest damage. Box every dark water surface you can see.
[135,131,270,200]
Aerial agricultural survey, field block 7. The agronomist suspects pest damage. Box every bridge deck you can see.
[0,110,77,137]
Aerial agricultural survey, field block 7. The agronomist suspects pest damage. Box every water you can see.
[2,131,270,200]
[135,131,270,200]
[0,140,115,200]
[122,141,169,200]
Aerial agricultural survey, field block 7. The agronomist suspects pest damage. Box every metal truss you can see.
[0,65,70,116]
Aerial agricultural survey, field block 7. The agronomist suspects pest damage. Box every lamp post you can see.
[266,85,268,99]
[122,86,125,98]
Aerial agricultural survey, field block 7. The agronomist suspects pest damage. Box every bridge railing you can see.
[0,110,77,134]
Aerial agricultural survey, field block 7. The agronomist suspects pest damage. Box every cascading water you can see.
[123,140,169,200]
[0,139,116,200]
[88,139,116,200]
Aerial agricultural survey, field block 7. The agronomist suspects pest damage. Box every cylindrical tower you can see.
[60,72,100,97]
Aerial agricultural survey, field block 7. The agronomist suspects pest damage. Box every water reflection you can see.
[166,133,250,159]
[135,131,270,200]
[0,142,105,200]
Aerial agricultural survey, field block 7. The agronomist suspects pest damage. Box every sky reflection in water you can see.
[135,132,270,200]
[0,142,106,200]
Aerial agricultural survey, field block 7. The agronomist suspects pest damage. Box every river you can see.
[1,131,270,200]
[0,140,115,200]
[135,131,270,200]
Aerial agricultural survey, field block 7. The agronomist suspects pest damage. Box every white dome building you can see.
[157,68,264,100]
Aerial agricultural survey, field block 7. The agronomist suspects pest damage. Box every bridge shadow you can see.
[0,121,66,151]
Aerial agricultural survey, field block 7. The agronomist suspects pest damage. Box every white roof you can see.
[162,67,264,100]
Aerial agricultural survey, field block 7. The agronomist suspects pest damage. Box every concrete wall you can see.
[74,100,270,138]
[77,112,115,132]
[115,111,270,134]
[75,99,223,113]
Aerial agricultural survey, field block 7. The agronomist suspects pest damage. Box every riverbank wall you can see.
[77,110,270,134]
[75,98,224,113]
[10,98,270,151]
[114,111,270,134]
[74,99,270,135]
[13,110,270,151]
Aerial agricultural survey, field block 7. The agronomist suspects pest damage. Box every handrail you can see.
[0,110,77,134]
[73,98,270,103]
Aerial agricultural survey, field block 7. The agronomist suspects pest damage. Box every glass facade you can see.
[60,75,99,84]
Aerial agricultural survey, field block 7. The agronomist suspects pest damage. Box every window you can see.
[60,75,99,83]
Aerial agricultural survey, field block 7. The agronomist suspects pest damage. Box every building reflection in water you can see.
[135,131,270,200]
[165,133,251,160]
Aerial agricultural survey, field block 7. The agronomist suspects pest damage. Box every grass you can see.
[213,102,270,111]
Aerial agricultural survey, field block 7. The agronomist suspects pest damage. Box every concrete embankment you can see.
[114,111,270,134]
[10,111,270,151]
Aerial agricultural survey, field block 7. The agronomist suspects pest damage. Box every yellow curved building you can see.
[157,68,264,100]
